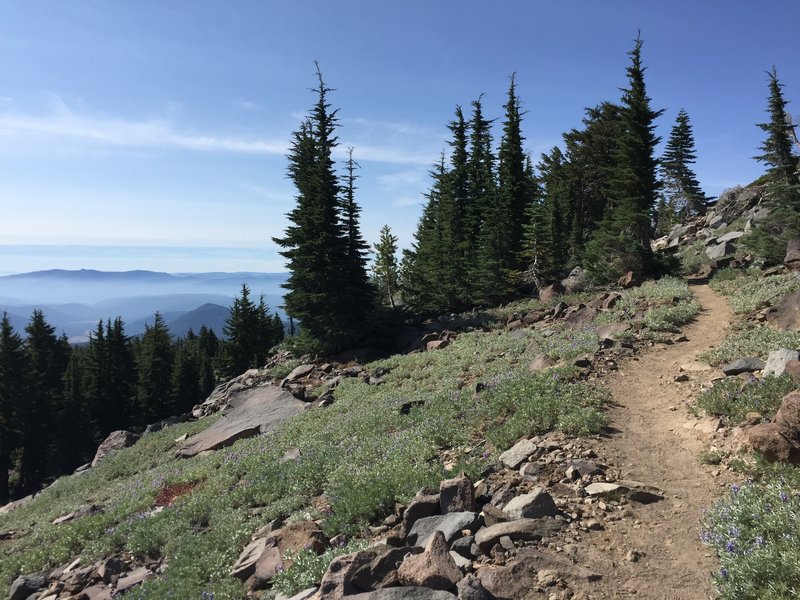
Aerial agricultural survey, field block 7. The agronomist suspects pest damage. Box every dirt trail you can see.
[577,284,733,599]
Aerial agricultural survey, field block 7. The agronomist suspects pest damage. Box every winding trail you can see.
[578,284,733,599]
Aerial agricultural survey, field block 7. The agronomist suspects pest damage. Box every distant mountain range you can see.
[0,270,288,343]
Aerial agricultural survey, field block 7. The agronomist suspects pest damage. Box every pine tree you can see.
[372,225,400,308]
[660,109,706,221]
[170,338,201,414]
[135,313,174,424]
[196,325,219,397]
[463,97,497,270]
[105,317,136,430]
[273,66,371,351]
[498,75,529,270]
[746,67,800,264]
[0,313,27,502]
[756,67,800,190]
[19,311,70,492]
[52,348,95,474]
[584,34,663,281]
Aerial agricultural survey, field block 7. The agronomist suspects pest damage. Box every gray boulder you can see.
[721,357,765,376]
[764,349,800,378]
[408,511,481,547]
[179,385,307,457]
[502,488,558,520]
[91,430,140,467]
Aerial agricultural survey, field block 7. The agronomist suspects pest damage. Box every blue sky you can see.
[0,1,798,274]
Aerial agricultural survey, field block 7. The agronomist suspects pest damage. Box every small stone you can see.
[626,550,642,562]
[538,569,559,587]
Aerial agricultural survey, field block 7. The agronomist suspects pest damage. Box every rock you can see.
[254,546,285,586]
[96,557,125,584]
[561,267,587,293]
[348,588,458,600]
[775,391,800,439]
[767,292,800,331]
[319,551,376,600]
[115,567,152,594]
[595,323,631,343]
[264,520,327,555]
[563,305,597,330]
[9,572,48,600]
[474,519,561,553]
[402,493,441,536]
[764,349,800,378]
[705,241,732,261]
[502,488,558,520]
[440,472,475,514]
[231,538,269,581]
[456,574,494,600]
[721,357,765,376]
[427,340,450,351]
[746,422,799,463]
[179,385,307,457]
[784,360,800,382]
[584,482,620,497]
[397,531,463,590]
[785,239,800,271]
[717,231,745,243]
[82,585,113,600]
[566,459,603,478]
[408,512,480,547]
[522,309,547,325]
[693,416,722,434]
[481,503,510,527]
[477,547,600,599]
[498,438,538,469]
[539,283,566,303]
[280,588,319,600]
[602,292,623,310]
[143,414,189,435]
[283,363,316,383]
[91,430,140,467]
[350,545,422,591]
[528,354,558,373]
[617,480,665,503]
[617,271,639,289]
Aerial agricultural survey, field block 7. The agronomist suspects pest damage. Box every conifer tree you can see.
[104,317,136,430]
[747,67,800,263]
[584,34,662,281]
[0,313,26,502]
[52,348,94,474]
[170,338,201,413]
[498,75,529,270]
[273,66,371,351]
[660,109,706,222]
[756,67,800,190]
[135,312,174,424]
[372,224,399,308]
[463,97,497,267]
[340,148,374,314]
[19,311,69,492]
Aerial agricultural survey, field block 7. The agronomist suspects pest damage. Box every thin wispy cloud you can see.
[236,98,264,111]
[0,97,441,165]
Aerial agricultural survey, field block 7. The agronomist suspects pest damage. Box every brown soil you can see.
[576,284,734,600]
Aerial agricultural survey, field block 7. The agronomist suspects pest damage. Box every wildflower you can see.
[780,491,789,503]
[726,540,736,553]
[720,567,729,581]
[730,483,740,495]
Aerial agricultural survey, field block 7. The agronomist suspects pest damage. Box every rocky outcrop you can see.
[91,430,140,467]
[746,390,800,463]
[179,385,307,457]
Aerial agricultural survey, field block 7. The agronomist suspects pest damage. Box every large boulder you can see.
[397,531,463,590]
[91,430,140,467]
[179,385,307,457]
[767,292,800,332]
[721,357,765,376]
[439,472,474,514]
[764,349,800,378]
[502,488,558,520]
[539,282,565,303]
[784,239,800,271]
[560,267,587,293]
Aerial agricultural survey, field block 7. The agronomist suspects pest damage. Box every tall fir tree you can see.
[659,109,706,225]
[0,313,27,502]
[104,317,136,431]
[498,75,529,270]
[52,348,95,475]
[340,147,375,315]
[372,224,400,308]
[747,67,800,264]
[19,311,70,492]
[584,34,663,281]
[273,66,371,351]
[135,312,174,424]
[463,97,497,268]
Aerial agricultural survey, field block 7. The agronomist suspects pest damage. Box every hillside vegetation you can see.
[0,278,698,598]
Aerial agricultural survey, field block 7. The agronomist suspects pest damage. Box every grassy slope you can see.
[0,278,698,599]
